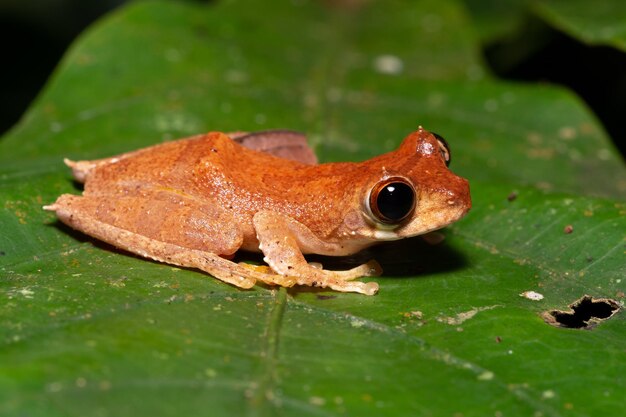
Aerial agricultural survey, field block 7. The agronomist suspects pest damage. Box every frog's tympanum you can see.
[45,127,471,295]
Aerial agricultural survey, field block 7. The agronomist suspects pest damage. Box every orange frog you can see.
[45,127,471,295]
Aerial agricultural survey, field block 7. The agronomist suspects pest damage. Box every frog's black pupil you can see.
[377,182,415,222]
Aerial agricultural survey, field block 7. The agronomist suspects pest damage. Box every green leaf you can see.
[1,1,625,416]
[462,0,626,51]
[532,0,626,51]
[461,0,529,42]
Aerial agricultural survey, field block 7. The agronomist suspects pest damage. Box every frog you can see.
[44,126,471,295]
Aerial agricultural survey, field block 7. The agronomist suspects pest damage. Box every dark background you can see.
[1,0,125,137]
[2,0,625,158]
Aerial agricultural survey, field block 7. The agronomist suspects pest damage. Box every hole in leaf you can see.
[543,295,621,329]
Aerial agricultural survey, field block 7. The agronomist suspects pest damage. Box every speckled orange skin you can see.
[45,128,470,295]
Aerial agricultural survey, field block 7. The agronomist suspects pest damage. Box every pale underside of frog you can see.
[44,127,471,295]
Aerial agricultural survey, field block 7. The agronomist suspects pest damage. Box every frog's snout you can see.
[445,175,471,215]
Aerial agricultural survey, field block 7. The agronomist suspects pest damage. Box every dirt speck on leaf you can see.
[507,191,518,202]
[520,291,544,301]
[437,305,500,326]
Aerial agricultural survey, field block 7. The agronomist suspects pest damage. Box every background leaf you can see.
[1,1,625,416]
[532,0,626,50]
[462,0,626,51]
[461,0,528,42]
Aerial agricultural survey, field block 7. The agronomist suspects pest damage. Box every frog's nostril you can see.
[446,194,465,207]
[444,177,471,210]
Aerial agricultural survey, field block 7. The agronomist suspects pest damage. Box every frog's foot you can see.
[238,263,297,288]
[239,262,379,295]
[295,264,380,295]
[248,262,379,295]
[261,248,381,295]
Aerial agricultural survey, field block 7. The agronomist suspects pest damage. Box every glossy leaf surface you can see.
[1,1,624,416]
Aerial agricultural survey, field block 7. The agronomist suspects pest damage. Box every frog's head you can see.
[355,127,471,242]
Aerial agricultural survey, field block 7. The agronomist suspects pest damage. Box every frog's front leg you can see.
[253,211,381,295]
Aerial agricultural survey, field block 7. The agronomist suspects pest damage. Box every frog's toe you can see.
[231,274,256,289]
[331,260,382,281]
[328,280,379,296]
[64,158,97,183]
[237,262,298,288]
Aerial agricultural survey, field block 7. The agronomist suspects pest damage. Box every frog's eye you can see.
[369,177,416,224]
[432,132,451,166]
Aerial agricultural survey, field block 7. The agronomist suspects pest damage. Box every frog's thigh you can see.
[45,194,281,289]
[66,192,245,254]
[253,211,380,295]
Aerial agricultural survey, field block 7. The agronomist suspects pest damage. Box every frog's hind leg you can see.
[64,159,99,183]
[229,130,318,165]
[64,156,131,183]
[64,148,146,183]
[43,194,294,290]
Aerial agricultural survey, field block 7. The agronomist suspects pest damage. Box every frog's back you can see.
[190,133,363,218]
[82,133,324,195]
[81,132,304,191]
[79,132,366,235]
